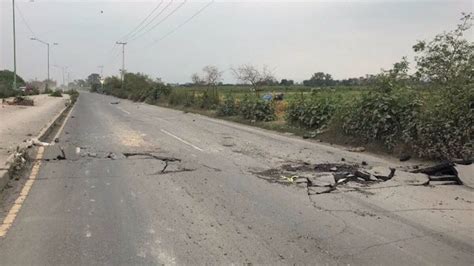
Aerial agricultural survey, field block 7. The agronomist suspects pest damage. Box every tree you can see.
[191,73,203,85]
[280,79,294,86]
[202,65,223,87]
[413,12,473,85]
[87,73,101,86]
[0,70,26,98]
[303,72,334,87]
[231,64,276,95]
[74,79,87,87]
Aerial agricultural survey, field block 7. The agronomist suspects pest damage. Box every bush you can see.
[65,89,79,103]
[100,73,171,104]
[239,94,276,121]
[43,87,53,94]
[49,90,63,97]
[412,86,473,159]
[168,90,191,106]
[90,83,100,93]
[198,90,219,109]
[286,93,339,130]
[12,96,34,106]
[217,94,238,116]
[342,88,421,150]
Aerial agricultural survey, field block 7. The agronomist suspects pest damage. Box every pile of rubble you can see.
[2,96,34,106]
[255,160,473,195]
[412,160,473,188]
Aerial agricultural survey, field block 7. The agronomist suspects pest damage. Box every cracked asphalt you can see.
[0,92,473,265]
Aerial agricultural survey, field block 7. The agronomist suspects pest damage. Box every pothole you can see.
[254,162,398,195]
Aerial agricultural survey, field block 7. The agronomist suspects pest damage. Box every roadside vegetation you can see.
[92,13,473,161]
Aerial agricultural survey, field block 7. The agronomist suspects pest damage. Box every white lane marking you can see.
[160,129,204,152]
[117,106,131,115]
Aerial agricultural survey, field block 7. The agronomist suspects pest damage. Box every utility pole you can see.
[12,0,17,90]
[98,65,104,76]
[116,42,127,90]
[53,65,67,87]
[98,65,104,91]
[31,38,58,84]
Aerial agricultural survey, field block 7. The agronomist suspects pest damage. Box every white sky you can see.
[1,0,472,84]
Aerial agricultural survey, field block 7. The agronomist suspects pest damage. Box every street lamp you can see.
[12,0,17,90]
[30,37,58,83]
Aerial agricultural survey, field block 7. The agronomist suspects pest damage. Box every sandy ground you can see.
[0,95,69,170]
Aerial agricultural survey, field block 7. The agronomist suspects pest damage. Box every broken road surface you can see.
[0,92,473,265]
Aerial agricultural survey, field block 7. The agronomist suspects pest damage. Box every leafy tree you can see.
[303,72,335,86]
[280,79,294,86]
[0,70,25,89]
[86,73,101,86]
[413,12,473,85]
[0,70,26,98]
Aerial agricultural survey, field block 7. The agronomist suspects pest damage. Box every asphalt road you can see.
[0,92,472,265]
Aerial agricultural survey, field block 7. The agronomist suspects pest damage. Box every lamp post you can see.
[12,0,17,90]
[30,37,58,83]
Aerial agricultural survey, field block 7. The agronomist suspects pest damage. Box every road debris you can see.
[4,96,35,106]
[254,159,468,196]
[454,164,474,188]
[110,101,120,105]
[410,161,473,186]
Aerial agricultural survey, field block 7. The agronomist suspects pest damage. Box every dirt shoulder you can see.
[0,95,70,180]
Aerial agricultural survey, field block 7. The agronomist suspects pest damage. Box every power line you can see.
[15,4,36,38]
[120,0,164,42]
[126,0,174,42]
[129,0,187,42]
[147,1,213,48]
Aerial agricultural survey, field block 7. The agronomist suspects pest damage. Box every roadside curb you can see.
[0,98,74,192]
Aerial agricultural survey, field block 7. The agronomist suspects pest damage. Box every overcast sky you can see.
[1,0,472,84]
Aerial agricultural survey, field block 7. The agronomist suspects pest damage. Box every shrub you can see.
[49,90,63,97]
[12,96,34,106]
[412,86,473,159]
[65,89,79,103]
[167,90,197,107]
[217,94,238,116]
[90,83,100,93]
[43,87,53,94]
[239,94,276,121]
[286,93,339,130]
[198,90,220,109]
[342,88,421,150]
